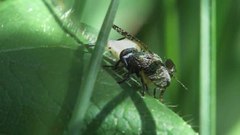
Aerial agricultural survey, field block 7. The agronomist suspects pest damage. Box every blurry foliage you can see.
[217,0,240,135]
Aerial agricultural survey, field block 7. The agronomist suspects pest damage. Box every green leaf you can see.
[83,71,197,135]
[0,0,197,134]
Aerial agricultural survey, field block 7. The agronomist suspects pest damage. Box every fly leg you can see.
[153,88,157,98]
[154,87,165,102]
[104,60,122,70]
[159,88,166,102]
[140,76,148,96]
[117,73,130,84]
[83,43,95,48]
[117,37,125,40]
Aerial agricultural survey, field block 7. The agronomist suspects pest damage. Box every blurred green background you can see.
[0,0,240,134]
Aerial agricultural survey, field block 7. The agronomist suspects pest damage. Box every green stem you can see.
[200,0,216,134]
[67,0,119,134]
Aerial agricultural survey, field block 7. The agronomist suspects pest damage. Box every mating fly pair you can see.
[107,24,182,101]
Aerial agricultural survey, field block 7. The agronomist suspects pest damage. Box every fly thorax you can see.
[120,48,142,73]
[143,60,162,76]
[120,48,137,65]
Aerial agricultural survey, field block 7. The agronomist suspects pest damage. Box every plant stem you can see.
[67,0,119,134]
[200,0,216,134]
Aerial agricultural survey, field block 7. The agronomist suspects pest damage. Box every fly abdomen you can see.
[152,78,170,88]
[148,66,171,88]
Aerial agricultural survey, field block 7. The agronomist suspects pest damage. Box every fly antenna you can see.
[112,24,151,53]
[173,76,188,90]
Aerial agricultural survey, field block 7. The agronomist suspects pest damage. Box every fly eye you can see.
[165,59,176,72]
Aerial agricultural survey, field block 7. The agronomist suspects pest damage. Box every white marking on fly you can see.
[107,39,141,59]
[123,52,133,59]
[122,52,134,67]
